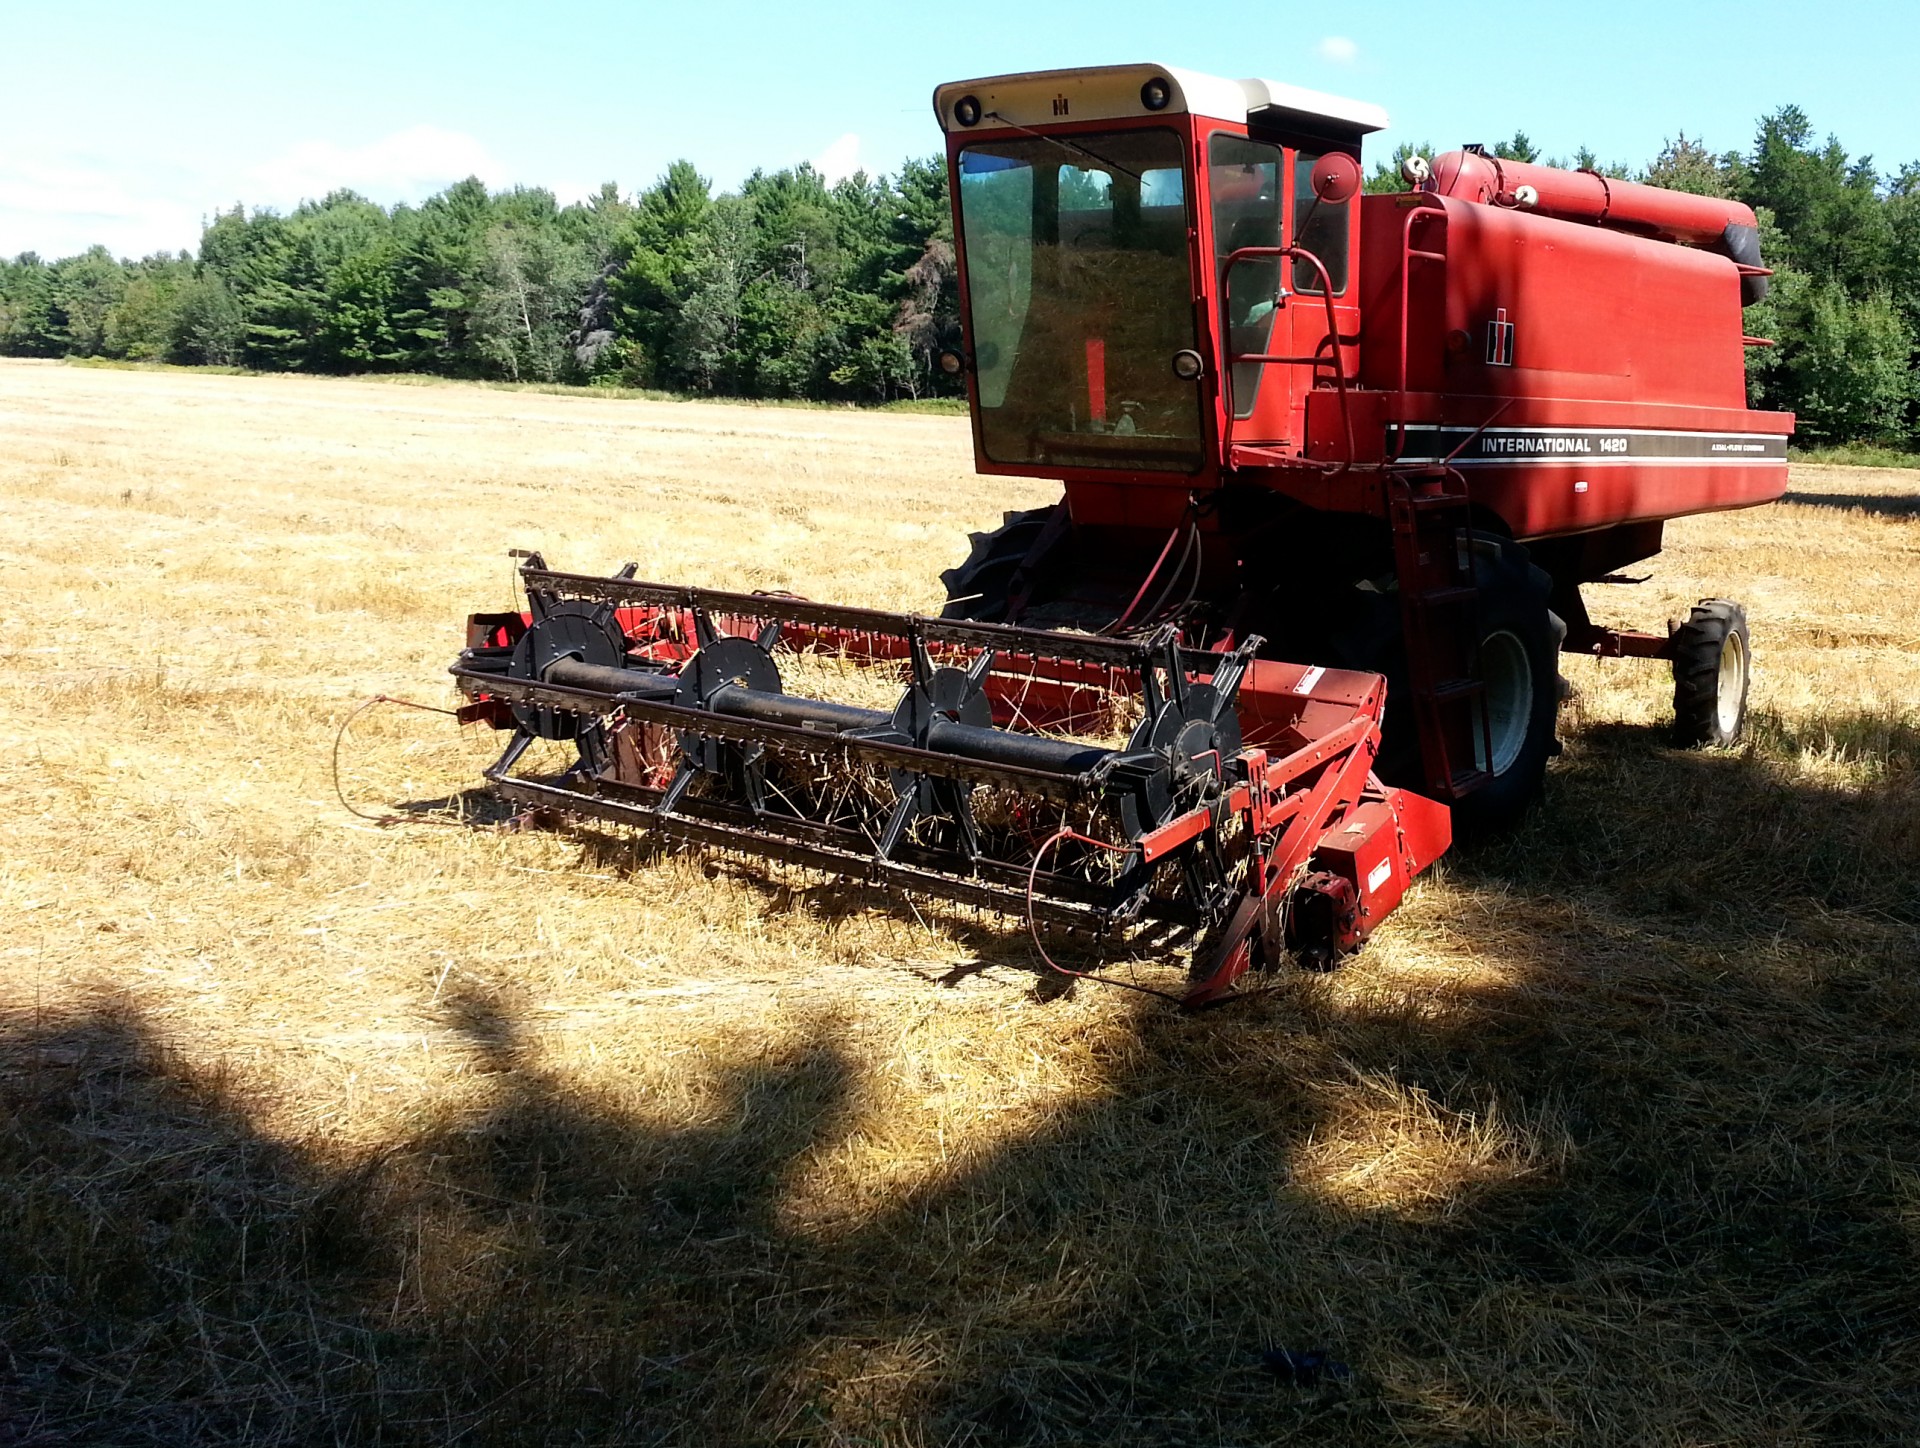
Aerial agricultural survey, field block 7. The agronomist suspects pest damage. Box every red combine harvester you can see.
[447,65,1791,1005]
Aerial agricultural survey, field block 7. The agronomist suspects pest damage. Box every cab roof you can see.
[931,63,1388,139]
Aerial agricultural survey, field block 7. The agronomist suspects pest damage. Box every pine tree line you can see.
[0,158,962,405]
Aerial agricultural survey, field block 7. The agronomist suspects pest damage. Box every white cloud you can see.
[1316,35,1359,65]
[247,125,507,210]
[810,133,862,184]
[0,126,513,261]
[0,157,205,259]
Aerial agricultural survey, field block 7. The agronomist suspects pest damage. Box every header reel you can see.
[451,554,1447,1005]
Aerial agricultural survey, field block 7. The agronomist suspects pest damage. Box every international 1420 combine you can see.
[446,65,1792,1005]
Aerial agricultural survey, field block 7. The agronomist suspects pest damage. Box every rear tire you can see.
[939,505,1061,622]
[1671,599,1750,747]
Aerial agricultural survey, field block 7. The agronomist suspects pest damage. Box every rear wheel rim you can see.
[1478,629,1533,777]
[1716,629,1747,738]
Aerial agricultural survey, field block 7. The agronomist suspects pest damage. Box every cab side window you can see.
[1292,149,1352,294]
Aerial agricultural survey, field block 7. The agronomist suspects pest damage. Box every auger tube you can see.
[542,657,1113,776]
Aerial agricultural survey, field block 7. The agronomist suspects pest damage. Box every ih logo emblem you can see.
[1052,94,1070,116]
[1486,308,1515,367]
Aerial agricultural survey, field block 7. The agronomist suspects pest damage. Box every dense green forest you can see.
[3,106,1917,446]
[0,157,960,406]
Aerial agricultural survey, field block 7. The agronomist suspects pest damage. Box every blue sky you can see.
[3,0,1914,259]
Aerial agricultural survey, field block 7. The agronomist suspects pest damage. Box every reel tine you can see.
[488,730,534,778]
[877,792,917,861]
[945,779,982,861]
[658,763,697,816]
[1155,628,1189,711]
[1204,635,1262,720]
[908,625,935,688]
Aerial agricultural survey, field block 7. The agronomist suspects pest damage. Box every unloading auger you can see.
[449,555,1448,1006]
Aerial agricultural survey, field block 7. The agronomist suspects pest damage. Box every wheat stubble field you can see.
[1,358,1917,1446]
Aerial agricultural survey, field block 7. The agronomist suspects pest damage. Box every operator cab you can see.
[933,64,1385,499]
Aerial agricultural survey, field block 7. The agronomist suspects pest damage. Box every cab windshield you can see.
[956,128,1203,471]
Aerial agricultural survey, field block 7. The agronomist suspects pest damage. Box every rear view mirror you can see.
[1308,152,1362,206]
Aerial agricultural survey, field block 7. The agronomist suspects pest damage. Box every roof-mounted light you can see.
[1140,76,1172,111]
[954,94,982,127]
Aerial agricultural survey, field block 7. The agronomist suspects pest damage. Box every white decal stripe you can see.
[1391,426,1787,440]
[1402,456,1789,468]
[1386,426,1789,466]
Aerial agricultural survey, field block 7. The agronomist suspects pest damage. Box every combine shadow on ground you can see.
[385,785,522,826]
[6,713,1918,1444]
[1780,489,1920,518]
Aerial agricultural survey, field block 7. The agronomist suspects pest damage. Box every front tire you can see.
[1671,599,1751,747]
[1452,533,1564,834]
[1318,532,1562,836]
[939,505,1062,622]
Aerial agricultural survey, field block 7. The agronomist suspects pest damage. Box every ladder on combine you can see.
[1389,468,1494,800]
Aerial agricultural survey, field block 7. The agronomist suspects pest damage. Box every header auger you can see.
[441,62,1791,1002]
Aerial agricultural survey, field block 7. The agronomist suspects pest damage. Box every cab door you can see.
[1207,131,1293,448]
[1205,132,1361,458]
[1278,144,1362,461]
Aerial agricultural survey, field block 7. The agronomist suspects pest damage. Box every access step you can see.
[1445,766,1494,796]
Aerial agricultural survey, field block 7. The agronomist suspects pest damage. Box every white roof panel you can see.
[931,64,1387,136]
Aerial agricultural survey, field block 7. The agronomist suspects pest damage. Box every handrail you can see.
[1391,203,1448,462]
[1219,244,1356,475]
[1399,204,1446,398]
